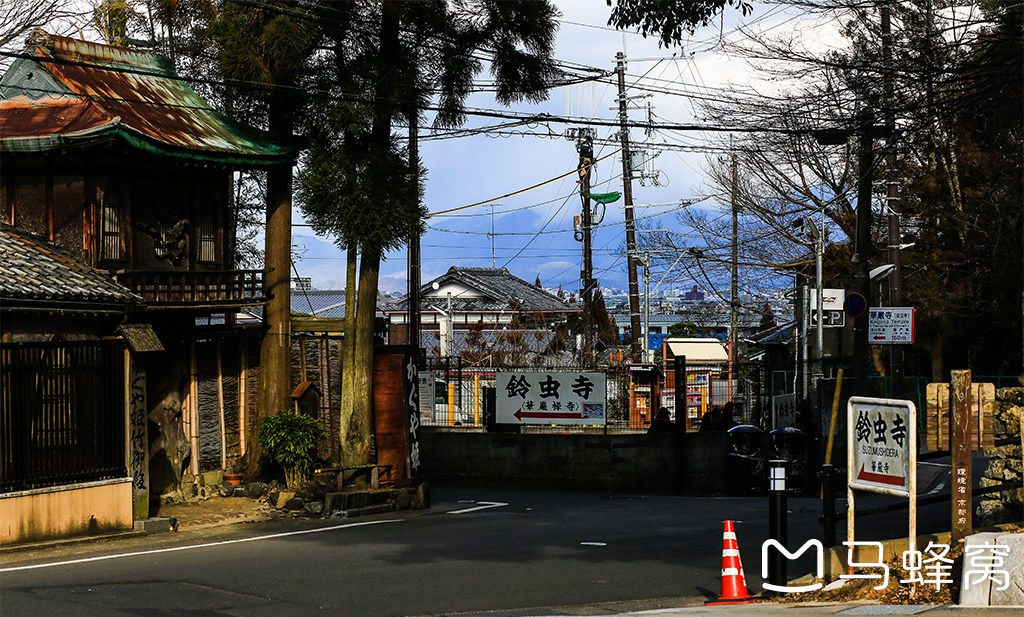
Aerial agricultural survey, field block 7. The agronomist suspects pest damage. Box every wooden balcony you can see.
[116,270,266,307]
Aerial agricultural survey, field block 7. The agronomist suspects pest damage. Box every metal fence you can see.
[1,339,127,492]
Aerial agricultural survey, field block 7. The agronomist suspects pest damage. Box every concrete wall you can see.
[419,429,732,494]
[1,478,133,545]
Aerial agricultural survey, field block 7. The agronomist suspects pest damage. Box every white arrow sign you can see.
[447,501,509,515]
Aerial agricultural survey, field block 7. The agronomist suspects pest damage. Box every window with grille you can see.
[199,213,216,262]
[101,190,122,260]
[154,222,168,259]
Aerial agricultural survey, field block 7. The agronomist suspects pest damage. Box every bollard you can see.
[768,459,788,589]
[819,464,836,548]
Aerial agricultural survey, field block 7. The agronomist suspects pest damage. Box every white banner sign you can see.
[496,371,606,425]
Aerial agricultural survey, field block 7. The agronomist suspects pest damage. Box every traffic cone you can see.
[705,520,760,605]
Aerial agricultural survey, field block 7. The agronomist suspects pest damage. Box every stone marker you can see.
[960,531,1024,607]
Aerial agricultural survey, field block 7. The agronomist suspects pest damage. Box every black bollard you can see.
[768,459,788,589]
[819,464,836,548]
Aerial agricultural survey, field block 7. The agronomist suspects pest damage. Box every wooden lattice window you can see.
[199,213,216,262]
[101,190,123,260]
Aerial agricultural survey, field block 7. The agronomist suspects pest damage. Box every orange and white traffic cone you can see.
[705,520,760,605]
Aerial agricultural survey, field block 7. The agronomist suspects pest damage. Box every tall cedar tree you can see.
[213,2,319,477]
[296,1,561,466]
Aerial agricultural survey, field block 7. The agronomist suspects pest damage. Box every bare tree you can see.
[1,1,89,68]
[634,0,1024,376]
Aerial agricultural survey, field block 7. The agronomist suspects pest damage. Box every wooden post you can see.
[126,350,149,520]
[216,339,226,470]
[474,373,480,426]
[189,341,199,476]
[325,335,335,456]
[300,337,308,383]
[239,337,247,458]
[950,369,973,543]
[319,335,328,425]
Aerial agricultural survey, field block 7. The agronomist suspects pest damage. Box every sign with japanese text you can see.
[772,393,797,429]
[868,307,915,344]
[848,397,916,497]
[404,355,422,477]
[496,371,606,425]
[417,371,434,420]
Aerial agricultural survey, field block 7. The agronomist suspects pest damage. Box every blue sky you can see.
[290,1,802,296]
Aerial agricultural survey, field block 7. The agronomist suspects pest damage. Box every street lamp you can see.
[794,213,825,378]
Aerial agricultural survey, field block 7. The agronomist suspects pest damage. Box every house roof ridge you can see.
[29,29,177,76]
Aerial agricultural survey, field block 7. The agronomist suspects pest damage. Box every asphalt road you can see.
[0,477,971,617]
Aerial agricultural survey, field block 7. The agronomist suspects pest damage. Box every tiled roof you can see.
[383,267,578,314]
[289,290,396,318]
[0,223,139,306]
[0,29,297,166]
[744,320,796,346]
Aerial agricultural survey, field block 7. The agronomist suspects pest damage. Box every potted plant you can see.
[256,409,326,487]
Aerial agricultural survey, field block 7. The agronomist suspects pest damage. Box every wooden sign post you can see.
[927,370,995,544]
[950,370,973,543]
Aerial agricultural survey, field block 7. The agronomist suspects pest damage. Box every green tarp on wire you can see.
[580,191,622,204]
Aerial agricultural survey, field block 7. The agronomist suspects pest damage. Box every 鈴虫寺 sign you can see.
[496,371,606,425]
[848,397,916,497]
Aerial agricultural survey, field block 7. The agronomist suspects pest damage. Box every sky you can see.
[3,0,836,300]
[290,1,824,298]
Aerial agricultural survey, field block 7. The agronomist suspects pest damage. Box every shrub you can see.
[257,409,326,487]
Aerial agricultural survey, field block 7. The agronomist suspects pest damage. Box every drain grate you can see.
[838,606,943,615]
[442,610,568,617]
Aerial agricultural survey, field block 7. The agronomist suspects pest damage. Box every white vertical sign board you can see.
[847,396,918,555]
[772,393,797,429]
[496,371,606,425]
[417,371,434,420]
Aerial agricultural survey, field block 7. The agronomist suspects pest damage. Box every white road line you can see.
[447,501,508,515]
[0,519,401,573]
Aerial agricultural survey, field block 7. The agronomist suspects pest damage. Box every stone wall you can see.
[419,430,732,494]
[976,388,1024,526]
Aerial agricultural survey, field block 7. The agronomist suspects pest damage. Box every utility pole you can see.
[730,153,739,386]
[616,51,642,362]
[578,134,596,369]
[853,118,874,398]
[881,3,904,398]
